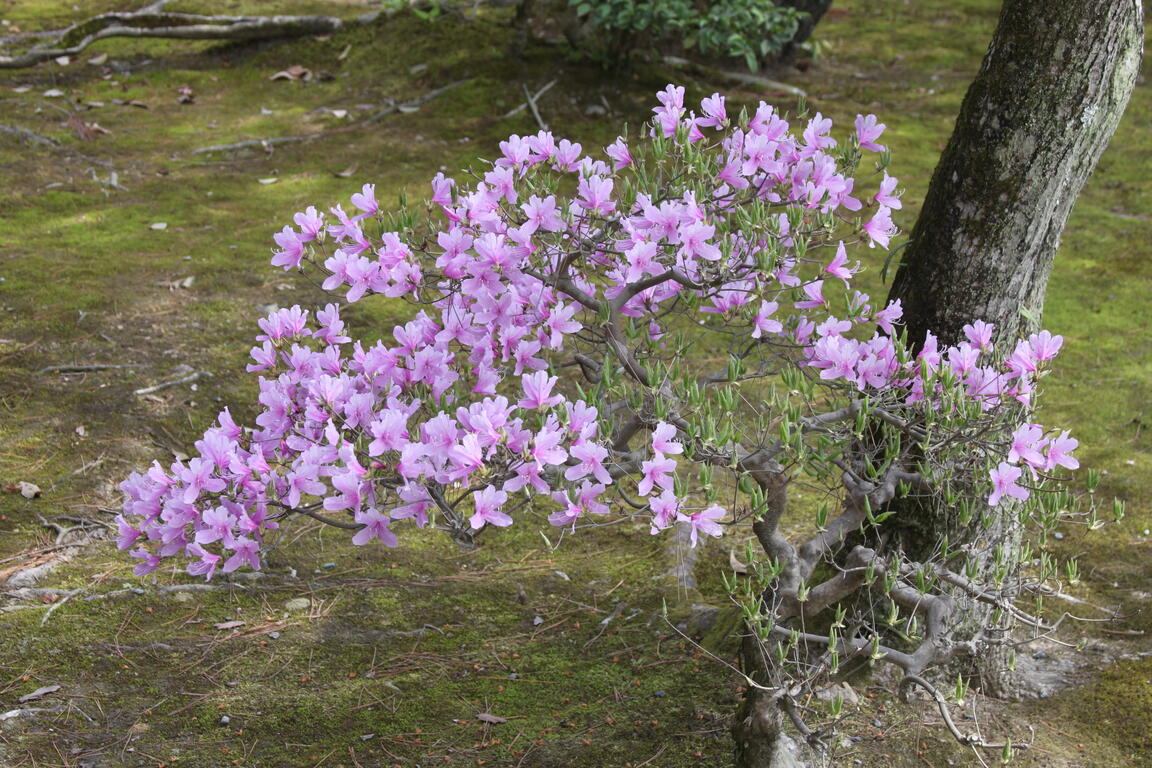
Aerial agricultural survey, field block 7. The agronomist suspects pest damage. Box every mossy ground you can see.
[0,1,1148,766]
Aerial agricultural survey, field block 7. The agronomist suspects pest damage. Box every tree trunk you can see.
[883,0,1142,696]
[775,0,834,63]
[887,0,1143,349]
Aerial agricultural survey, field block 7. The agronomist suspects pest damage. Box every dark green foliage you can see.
[569,0,803,70]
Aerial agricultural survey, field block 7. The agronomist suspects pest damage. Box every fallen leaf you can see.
[258,177,279,185]
[729,549,748,575]
[337,44,352,61]
[397,104,420,114]
[476,712,507,724]
[43,88,64,98]
[67,115,111,140]
[334,165,358,178]
[12,85,31,94]
[75,425,86,437]
[4,481,41,499]
[330,109,348,119]
[18,685,60,704]
[88,53,108,66]
[213,620,246,630]
[54,55,70,66]
[150,222,168,231]
[111,98,149,109]
[269,65,312,82]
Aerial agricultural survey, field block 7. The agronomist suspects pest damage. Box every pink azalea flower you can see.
[651,422,683,455]
[963,320,995,351]
[469,485,512,530]
[796,280,826,309]
[649,488,679,534]
[863,206,896,249]
[1007,424,1047,468]
[751,300,782,339]
[1044,431,1079,471]
[873,300,903,335]
[565,441,611,484]
[988,462,1029,506]
[518,371,564,410]
[638,454,676,497]
[855,114,886,152]
[824,242,855,281]
[352,508,398,547]
[873,173,902,209]
[677,504,726,547]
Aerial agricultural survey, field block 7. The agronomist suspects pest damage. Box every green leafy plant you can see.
[569,0,804,70]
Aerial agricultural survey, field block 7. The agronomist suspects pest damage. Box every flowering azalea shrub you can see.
[120,85,1106,748]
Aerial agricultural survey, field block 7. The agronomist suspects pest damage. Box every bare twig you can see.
[0,11,379,70]
[900,674,1028,752]
[0,124,59,146]
[521,83,548,131]
[191,134,318,156]
[364,78,472,124]
[133,370,211,396]
[40,587,84,626]
[505,78,556,120]
[38,363,139,375]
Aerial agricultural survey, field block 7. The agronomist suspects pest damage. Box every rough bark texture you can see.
[884,0,1142,698]
[887,0,1143,349]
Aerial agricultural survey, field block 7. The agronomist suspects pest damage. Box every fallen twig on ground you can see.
[504,78,556,119]
[191,134,319,156]
[133,369,211,396]
[0,10,379,69]
[37,363,139,375]
[364,78,472,123]
[521,83,548,131]
[0,123,58,146]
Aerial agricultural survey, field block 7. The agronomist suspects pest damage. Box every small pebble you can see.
[1053,532,1064,540]
[269,631,280,640]
[872,719,884,728]
[508,673,518,680]
[219,715,230,725]
[653,690,666,698]
[322,562,336,569]
[1033,651,1048,660]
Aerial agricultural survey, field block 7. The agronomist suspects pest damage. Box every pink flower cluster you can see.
[118,85,1075,580]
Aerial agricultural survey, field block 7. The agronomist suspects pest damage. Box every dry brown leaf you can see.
[4,481,41,499]
[67,115,111,140]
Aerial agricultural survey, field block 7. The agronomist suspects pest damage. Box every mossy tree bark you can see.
[883,0,1142,698]
[888,0,1143,350]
